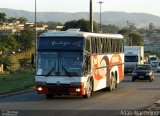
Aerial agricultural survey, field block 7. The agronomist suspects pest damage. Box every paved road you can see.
[0,73,160,116]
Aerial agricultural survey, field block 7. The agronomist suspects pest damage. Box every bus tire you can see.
[45,94,53,99]
[107,76,116,91]
[83,79,93,98]
[149,76,154,82]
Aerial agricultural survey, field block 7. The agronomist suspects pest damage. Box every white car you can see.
[151,61,160,73]
[157,62,160,73]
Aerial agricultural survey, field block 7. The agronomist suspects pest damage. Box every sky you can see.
[0,0,160,17]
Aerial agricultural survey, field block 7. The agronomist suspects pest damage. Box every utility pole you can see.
[97,1,104,33]
[90,0,93,32]
[35,0,37,68]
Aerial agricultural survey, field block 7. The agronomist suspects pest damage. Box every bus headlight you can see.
[76,88,81,92]
[37,87,43,91]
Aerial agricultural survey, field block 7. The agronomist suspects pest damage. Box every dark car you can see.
[132,64,154,82]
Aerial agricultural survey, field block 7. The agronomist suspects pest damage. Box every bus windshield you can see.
[125,56,138,62]
[36,52,83,77]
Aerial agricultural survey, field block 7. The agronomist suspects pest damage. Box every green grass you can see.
[0,71,35,95]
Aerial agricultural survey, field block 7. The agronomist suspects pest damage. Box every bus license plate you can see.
[139,76,144,78]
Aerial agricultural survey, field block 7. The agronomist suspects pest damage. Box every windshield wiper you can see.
[46,62,56,76]
[46,67,55,76]
[62,65,71,77]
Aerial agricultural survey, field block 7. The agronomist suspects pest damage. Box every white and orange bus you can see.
[35,29,124,98]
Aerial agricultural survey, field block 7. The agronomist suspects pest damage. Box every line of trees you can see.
[0,13,35,54]
[0,28,35,71]
[0,12,28,23]
[0,12,144,50]
[0,28,35,55]
[0,12,144,72]
[63,19,144,46]
[0,12,143,49]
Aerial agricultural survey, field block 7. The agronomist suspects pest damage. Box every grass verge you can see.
[0,71,35,95]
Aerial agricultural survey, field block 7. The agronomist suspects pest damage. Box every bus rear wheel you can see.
[83,79,93,98]
[107,76,117,91]
[45,94,54,99]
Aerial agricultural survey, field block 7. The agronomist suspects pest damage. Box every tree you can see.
[118,28,130,37]
[46,21,63,30]
[63,19,98,32]
[15,28,35,51]
[129,32,143,46]
[8,17,17,24]
[18,17,28,23]
[118,29,130,46]
[102,24,119,33]
[0,34,18,53]
[118,29,143,46]
[0,13,6,23]
[7,17,28,24]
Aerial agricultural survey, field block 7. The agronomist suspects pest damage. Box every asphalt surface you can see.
[0,73,160,116]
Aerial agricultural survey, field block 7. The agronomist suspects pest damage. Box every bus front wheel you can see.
[45,94,54,99]
[83,79,93,98]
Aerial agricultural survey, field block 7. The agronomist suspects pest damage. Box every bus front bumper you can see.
[36,82,85,96]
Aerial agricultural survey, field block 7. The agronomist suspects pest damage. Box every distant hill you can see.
[1,8,160,28]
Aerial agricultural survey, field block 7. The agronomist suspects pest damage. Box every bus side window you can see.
[83,55,91,75]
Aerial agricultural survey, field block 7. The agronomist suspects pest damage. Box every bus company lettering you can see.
[51,41,81,47]
[52,41,70,46]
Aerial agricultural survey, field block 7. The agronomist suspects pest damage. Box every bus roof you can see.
[39,30,123,39]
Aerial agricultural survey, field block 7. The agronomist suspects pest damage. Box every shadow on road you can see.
[0,90,110,103]
[139,88,160,90]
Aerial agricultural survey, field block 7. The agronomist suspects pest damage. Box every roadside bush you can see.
[0,56,12,71]
[8,54,20,71]
[8,50,34,72]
